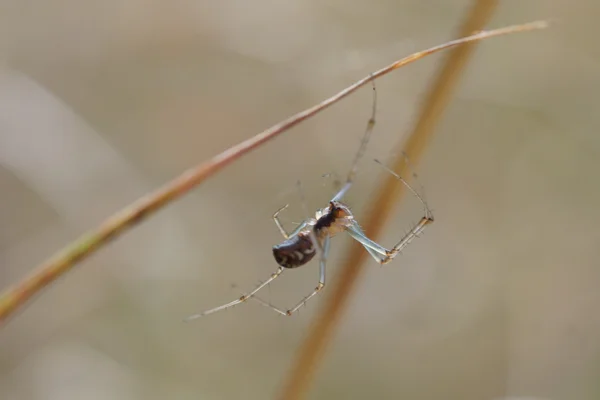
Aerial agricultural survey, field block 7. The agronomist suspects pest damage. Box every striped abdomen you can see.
[272,232,316,269]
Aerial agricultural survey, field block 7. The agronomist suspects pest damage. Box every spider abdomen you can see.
[272,233,316,268]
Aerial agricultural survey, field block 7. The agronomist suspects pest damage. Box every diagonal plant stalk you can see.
[276,1,545,399]
[0,20,548,326]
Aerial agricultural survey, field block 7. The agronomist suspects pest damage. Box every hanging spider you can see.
[184,80,433,320]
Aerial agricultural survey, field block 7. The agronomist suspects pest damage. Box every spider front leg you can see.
[332,78,377,203]
[345,159,434,265]
[252,235,331,316]
[347,222,387,262]
[347,218,432,265]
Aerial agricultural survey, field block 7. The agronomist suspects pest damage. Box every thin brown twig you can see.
[0,19,548,326]
[275,1,521,399]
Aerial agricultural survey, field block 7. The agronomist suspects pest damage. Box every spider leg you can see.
[349,222,389,263]
[347,218,431,265]
[332,76,377,202]
[273,204,308,239]
[251,235,331,316]
[345,159,433,265]
[373,159,433,221]
[287,235,330,315]
[183,266,285,321]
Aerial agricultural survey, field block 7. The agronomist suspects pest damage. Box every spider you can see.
[184,80,433,320]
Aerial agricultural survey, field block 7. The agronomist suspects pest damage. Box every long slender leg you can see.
[345,158,434,265]
[273,204,291,237]
[273,204,308,239]
[287,235,330,314]
[183,267,285,321]
[347,218,431,265]
[251,236,331,316]
[351,222,389,262]
[332,77,378,202]
[373,159,433,221]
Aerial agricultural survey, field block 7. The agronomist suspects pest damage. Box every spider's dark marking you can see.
[272,232,316,269]
[313,201,352,237]
[313,202,337,232]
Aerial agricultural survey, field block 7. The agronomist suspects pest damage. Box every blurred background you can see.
[1,1,599,399]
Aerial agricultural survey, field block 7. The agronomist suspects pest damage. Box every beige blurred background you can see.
[1,1,599,399]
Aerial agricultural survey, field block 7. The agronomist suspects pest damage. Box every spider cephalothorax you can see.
[313,201,354,238]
